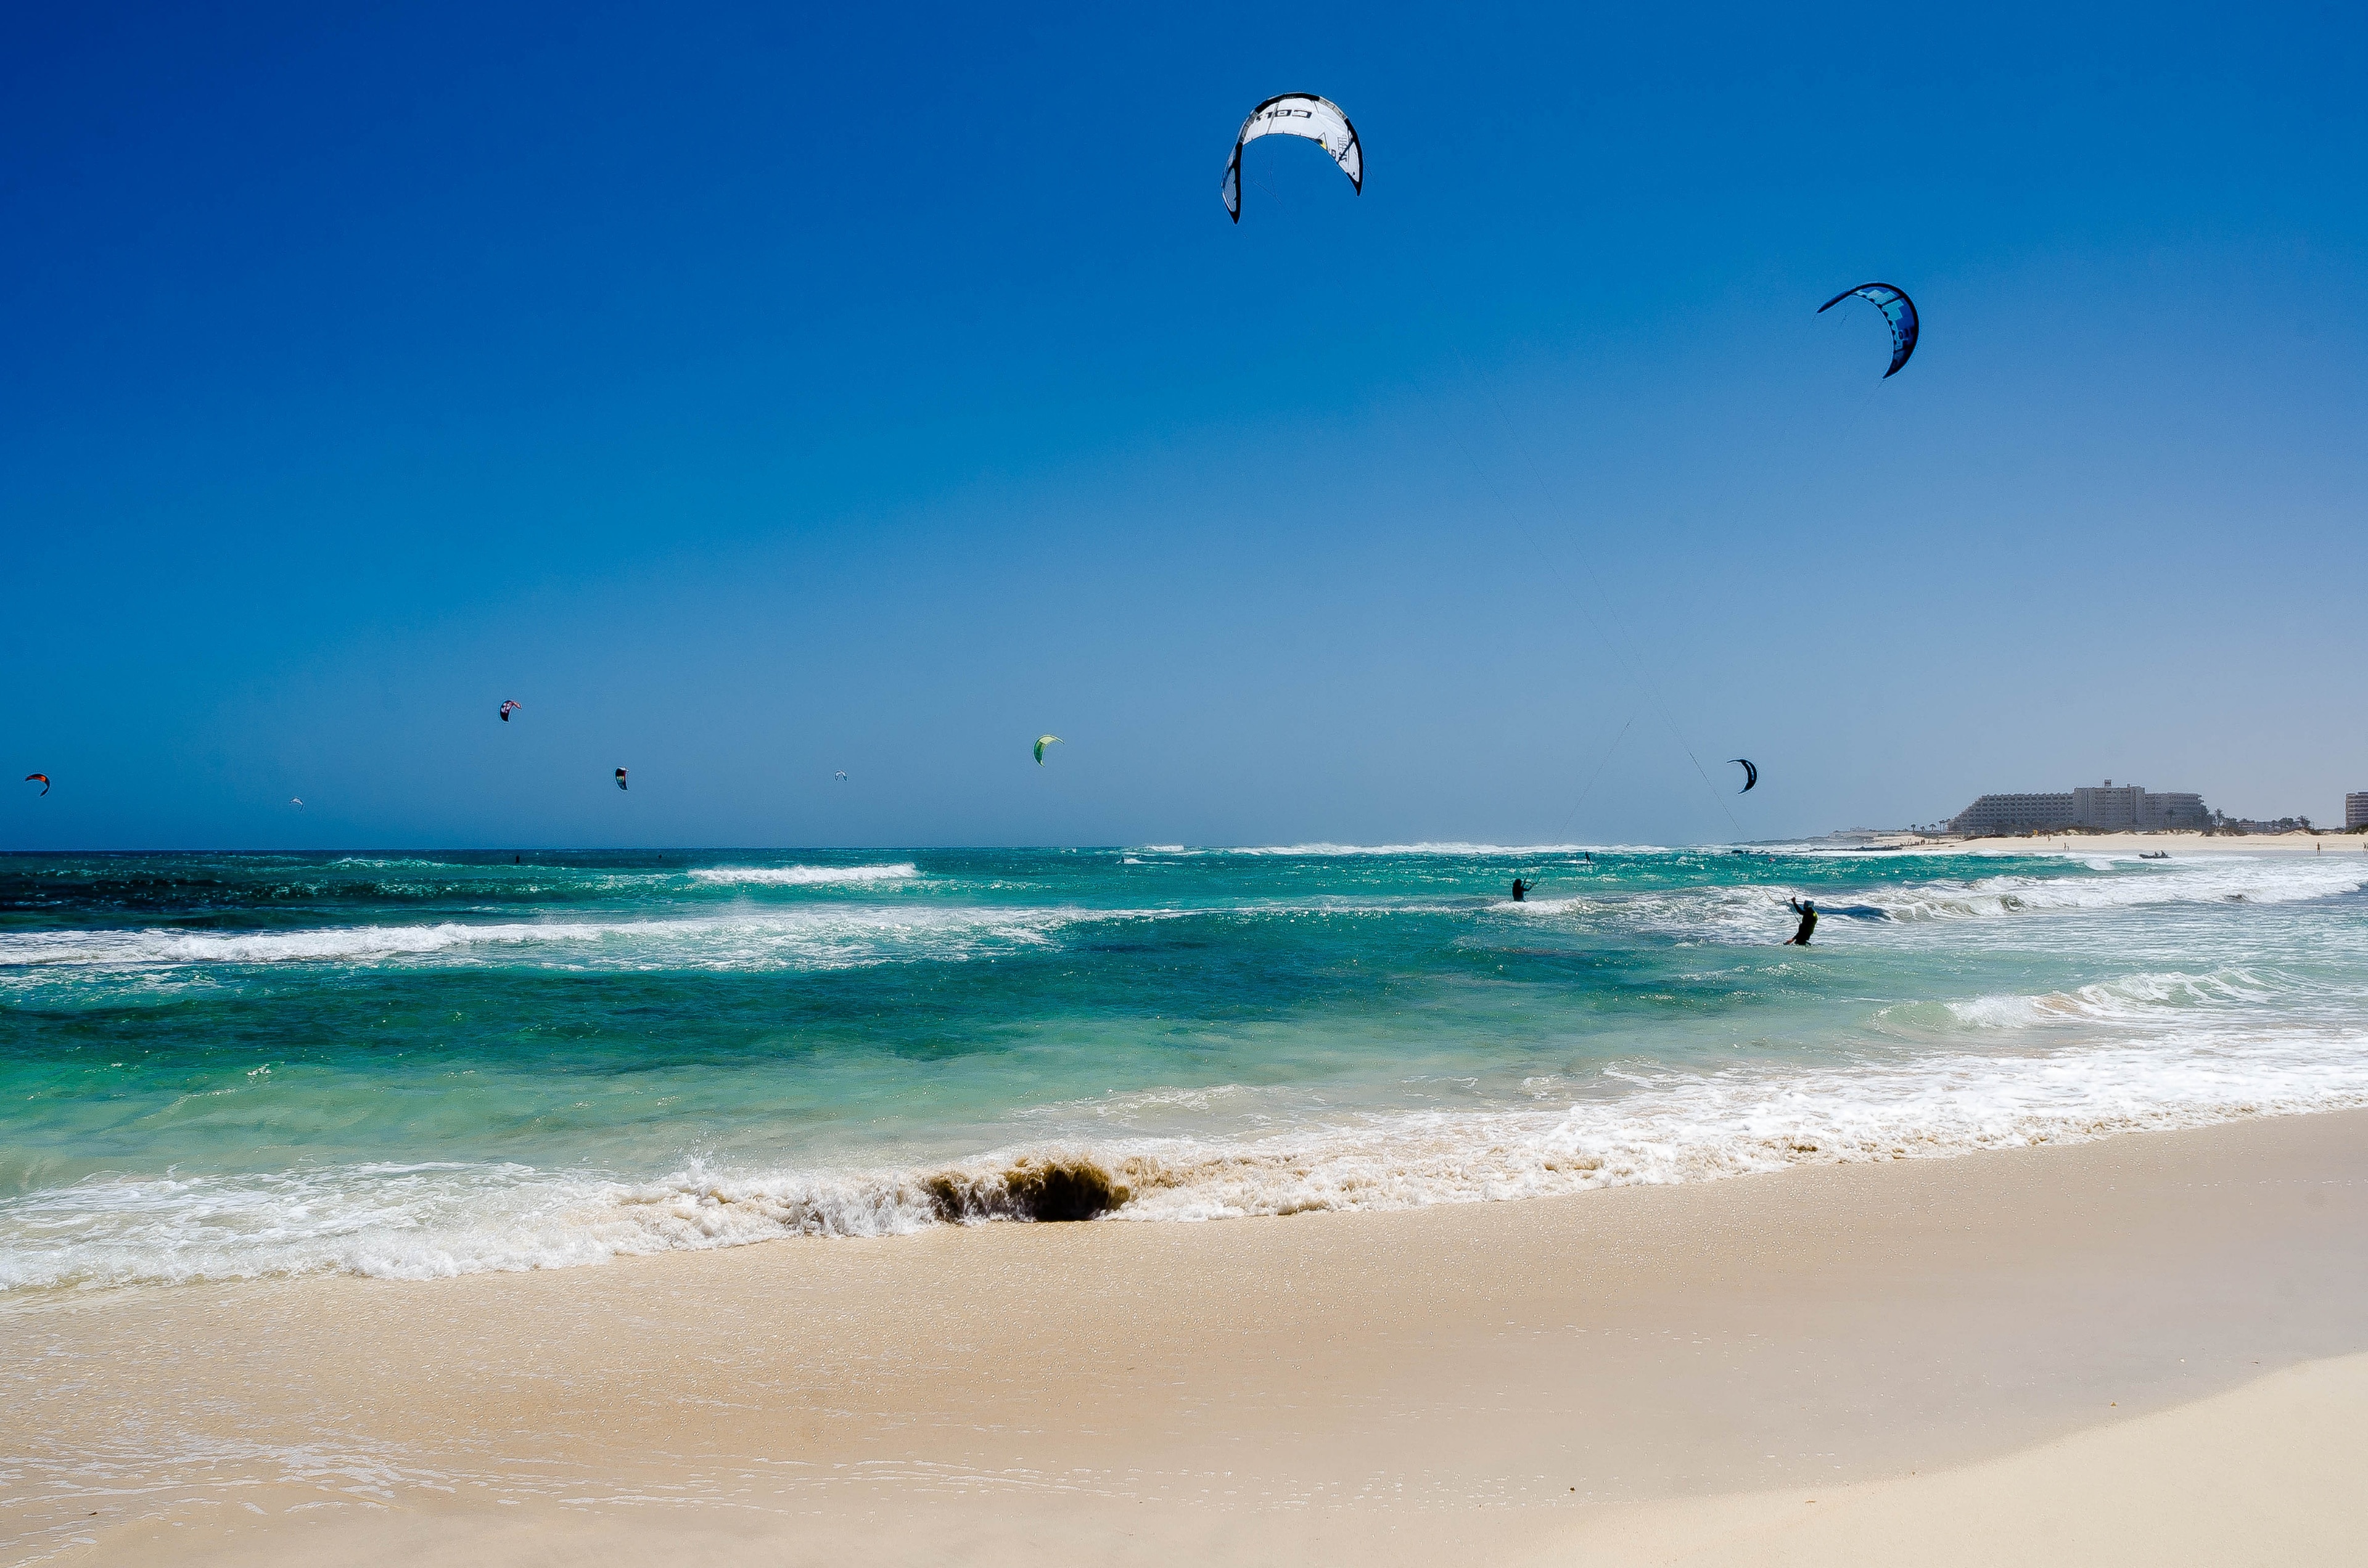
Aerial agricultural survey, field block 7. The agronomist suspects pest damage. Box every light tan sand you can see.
[1902,829,2365,856]
[1577,1352,2368,1565]
[8,1110,2367,1567]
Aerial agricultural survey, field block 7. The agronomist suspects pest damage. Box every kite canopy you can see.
[499,700,522,722]
[1729,758,1758,794]
[1034,735,1063,765]
[614,768,629,791]
[24,774,50,796]
[1817,283,1918,377]
[1222,93,1362,222]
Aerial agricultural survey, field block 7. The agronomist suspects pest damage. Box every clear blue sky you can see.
[4,1,2364,849]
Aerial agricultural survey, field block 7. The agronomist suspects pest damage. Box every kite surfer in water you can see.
[1510,877,1529,901]
[1785,898,1818,945]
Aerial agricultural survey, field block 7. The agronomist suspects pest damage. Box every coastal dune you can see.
[10,1110,2367,1566]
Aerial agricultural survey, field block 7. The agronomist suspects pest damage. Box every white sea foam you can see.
[688,863,919,887]
[1497,854,2368,945]
[0,906,1081,979]
[1177,842,1653,857]
[1862,857,2366,922]
[11,1017,2368,1288]
[1937,969,2289,1030]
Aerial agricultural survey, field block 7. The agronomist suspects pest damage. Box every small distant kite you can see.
[1034,735,1063,765]
[834,771,848,781]
[290,797,304,810]
[614,768,629,791]
[1817,283,1918,377]
[1222,93,1362,223]
[24,774,50,796]
[1729,758,1758,794]
[498,700,522,723]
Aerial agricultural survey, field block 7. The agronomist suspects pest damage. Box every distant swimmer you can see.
[23,774,49,797]
[614,768,629,791]
[1510,877,1529,901]
[499,700,522,723]
[1785,898,1818,946]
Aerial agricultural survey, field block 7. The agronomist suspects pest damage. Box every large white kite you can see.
[1222,93,1362,222]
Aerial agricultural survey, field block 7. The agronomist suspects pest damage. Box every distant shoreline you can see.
[1890,829,2366,856]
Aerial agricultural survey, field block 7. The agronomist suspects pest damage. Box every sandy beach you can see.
[1904,830,2367,856]
[9,1109,2367,1566]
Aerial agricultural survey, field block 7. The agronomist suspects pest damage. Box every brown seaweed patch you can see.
[920,1155,1130,1223]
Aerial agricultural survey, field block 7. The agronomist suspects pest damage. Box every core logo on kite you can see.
[1222,93,1362,223]
[1818,283,1919,377]
[24,773,51,797]
[614,768,629,791]
[499,700,522,722]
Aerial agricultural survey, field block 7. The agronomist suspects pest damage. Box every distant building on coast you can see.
[2350,792,2368,831]
[1947,780,2209,837]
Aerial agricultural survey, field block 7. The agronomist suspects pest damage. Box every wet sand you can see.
[8,1110,2367,1566]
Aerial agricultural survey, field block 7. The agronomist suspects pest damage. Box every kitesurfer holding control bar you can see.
[1785,898,1818,945]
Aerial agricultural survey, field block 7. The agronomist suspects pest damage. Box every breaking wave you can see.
[688,863,920,887]
[10,1019,2367,1288]
[1175,842,1647,857]
[0,906,1078,980]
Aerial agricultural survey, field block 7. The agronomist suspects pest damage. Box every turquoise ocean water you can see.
[4,844,2366,1289]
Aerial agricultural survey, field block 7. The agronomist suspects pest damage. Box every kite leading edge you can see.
[1817,283,1918,377]
[1222,93,1362,222]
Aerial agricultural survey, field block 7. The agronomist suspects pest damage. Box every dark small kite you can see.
[24,773,50,796]
[614,768,629,791]
[499,700,522,722]
[1817,283,1918,377]
[1729,758,1758,793]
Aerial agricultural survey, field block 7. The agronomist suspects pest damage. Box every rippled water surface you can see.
[5,843,2365,1286]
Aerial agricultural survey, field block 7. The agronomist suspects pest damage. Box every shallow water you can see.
[4,844,2365,1287]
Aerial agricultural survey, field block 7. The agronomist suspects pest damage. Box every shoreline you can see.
[1896,829,2364,856]
[11,1107,2368,1565]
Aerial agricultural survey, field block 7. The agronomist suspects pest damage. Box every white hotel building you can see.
[1947,781,2210,836]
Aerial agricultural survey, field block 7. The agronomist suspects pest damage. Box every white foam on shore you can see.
[11,1019,2367,1289]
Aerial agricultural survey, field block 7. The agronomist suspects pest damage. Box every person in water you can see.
[1785,897,1818,945]
[1510,877,1529,901]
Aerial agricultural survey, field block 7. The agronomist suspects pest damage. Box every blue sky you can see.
[4,1,2364,848]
